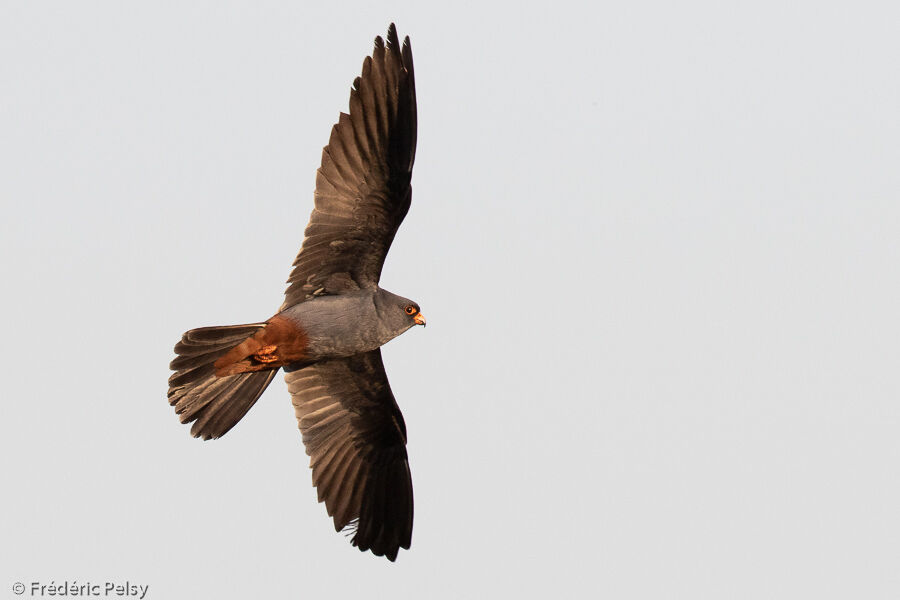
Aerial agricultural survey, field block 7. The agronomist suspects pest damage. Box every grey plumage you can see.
[281,289,420,358]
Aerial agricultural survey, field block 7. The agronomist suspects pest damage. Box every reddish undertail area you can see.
[214,315,309,376]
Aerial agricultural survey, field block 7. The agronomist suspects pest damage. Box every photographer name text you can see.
[14,581,148,599]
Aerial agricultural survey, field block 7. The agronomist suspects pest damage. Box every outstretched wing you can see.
[282,24,417,308]
[284,350,413,561]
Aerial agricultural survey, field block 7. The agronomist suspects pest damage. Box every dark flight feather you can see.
[282,23,417,307]
[285,349,413,561]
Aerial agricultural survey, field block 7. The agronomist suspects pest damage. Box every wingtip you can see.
[386,23,400,49]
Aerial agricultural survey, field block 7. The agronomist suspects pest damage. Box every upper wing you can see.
[282,24,417,308]
[285,350,413,561]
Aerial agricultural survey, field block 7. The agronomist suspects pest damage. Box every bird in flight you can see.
[168,24,422,562]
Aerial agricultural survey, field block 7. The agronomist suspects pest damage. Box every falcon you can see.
[167,24,422,562]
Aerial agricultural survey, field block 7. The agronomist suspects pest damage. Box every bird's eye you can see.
[405,305,416,315]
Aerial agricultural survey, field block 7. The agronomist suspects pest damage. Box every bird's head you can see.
[376,289,426,335]
[403,301,427,327]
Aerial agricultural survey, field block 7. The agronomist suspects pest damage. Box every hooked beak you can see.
[414,313,426,327]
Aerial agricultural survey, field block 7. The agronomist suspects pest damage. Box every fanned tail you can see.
[168,324,278,440]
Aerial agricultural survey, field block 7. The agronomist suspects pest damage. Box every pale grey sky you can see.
[2,1,899,598]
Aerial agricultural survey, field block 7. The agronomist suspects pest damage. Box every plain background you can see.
[2,2,898,598]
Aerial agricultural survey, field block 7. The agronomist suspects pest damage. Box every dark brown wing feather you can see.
[282,24,417,308]
[284,349,413,561]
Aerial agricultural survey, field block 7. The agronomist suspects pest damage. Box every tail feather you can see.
[168,324,278,440]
